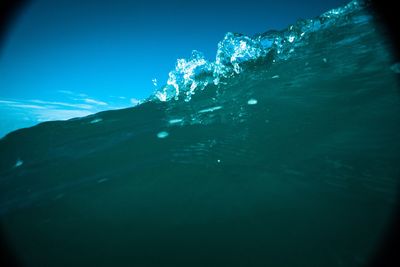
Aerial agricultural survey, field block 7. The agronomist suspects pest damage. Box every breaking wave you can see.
[154,0,371,102]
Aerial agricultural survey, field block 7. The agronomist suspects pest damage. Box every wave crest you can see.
[154,0,368,102]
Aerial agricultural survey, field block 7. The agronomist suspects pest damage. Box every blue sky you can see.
[0,0,348,137]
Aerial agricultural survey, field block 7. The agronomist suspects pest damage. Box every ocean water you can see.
[0,0,399,266]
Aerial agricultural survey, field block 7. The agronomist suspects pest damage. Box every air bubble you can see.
[247,99,258,105]
[157,131,169,138]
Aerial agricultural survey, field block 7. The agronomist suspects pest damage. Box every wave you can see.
[154,0,371,102]
[1,0,399,265]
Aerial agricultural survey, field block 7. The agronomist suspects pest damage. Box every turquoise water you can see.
[1,0,399,266]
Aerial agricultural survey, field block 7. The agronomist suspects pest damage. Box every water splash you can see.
[154,0,368,103]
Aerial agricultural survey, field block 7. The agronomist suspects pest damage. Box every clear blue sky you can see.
[0,0,349,137]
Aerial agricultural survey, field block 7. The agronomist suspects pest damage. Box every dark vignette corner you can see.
[1,1,30,266]
[368,0,400,267]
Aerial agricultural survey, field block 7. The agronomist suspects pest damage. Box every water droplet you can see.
[168,119,183,124]
[322,58,327,63]
[247,99,258,105]
[217,159,221,163]
[157,131,169,138]
[14,159,23,168]
[97,178,109,183]
[198,106,222,113]
[90,118,102,124]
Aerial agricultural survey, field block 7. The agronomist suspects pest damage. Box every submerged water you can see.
[1,0,399,266]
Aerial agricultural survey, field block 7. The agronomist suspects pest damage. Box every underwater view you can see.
[0,0,399,266]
